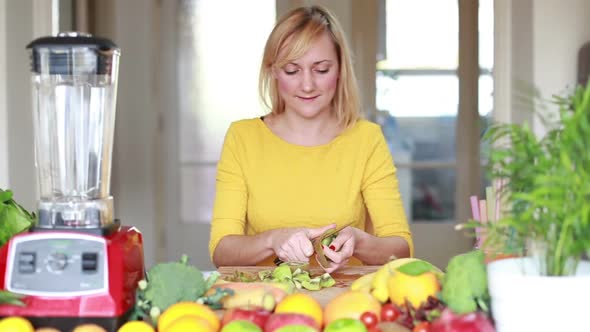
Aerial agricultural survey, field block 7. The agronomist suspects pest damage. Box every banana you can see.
[350,271,376,292]
[371,258,419,303]
[220,287,276,310]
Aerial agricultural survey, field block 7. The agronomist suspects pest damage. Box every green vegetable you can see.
[233,263,336,291]
[0,188,35,247]
[319,273,336,288]
[132,255,223,322]
[440,250,489,314]
[321,233,337,246]
[0,290,25,306]
[271,264,293,282]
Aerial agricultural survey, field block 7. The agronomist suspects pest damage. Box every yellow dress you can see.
[209,118,413,265]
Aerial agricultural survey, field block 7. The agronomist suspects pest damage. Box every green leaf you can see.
[0,291,25,307]
[0,189,12,203]
[0,204,33,247]
[396,260,440,276]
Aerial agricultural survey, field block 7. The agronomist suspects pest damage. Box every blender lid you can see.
[27,32,120,75]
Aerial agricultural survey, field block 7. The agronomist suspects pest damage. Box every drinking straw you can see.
[471,195,481,249]
[477,199,488,248]
[470,195,480,221]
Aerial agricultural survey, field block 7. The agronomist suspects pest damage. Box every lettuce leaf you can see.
[0,189,35,247]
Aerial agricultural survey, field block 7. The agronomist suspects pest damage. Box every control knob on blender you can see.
[47,252,68,271]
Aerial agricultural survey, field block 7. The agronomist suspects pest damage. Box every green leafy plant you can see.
[482,81,590,276]
[0,188,36,247]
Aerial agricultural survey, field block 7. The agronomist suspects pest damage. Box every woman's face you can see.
[275,32,340,120]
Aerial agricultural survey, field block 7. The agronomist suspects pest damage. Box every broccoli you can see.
[440,250,489,314]
[132,255,225,322]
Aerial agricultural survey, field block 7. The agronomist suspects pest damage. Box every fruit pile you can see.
[3,250,496,332]
[348,252,496,332]
[138,291,381,332]
[151,251,491,332]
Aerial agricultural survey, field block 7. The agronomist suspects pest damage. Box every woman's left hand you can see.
[317,226,356,273]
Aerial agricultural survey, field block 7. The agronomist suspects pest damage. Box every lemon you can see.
[387,270,440,308]
[157,302,219,332]
[117,320,155,332]
[0,316,34,332]
[274,293,323,327]
[160,315,214,332]
[371,258,419,302]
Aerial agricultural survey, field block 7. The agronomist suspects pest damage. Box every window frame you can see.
[373,0,489,223]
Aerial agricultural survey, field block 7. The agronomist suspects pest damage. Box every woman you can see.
[209,5,412,273]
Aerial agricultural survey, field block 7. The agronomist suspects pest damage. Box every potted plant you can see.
[480,81,590,331]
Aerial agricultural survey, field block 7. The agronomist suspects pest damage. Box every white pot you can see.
[487,257,590,332]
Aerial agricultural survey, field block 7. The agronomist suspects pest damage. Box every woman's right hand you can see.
[271,224,336,263]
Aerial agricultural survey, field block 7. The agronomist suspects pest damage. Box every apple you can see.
[221,320,263,332]
[324,318,368,332]
[274,325,319,332]
[430,309,495,332]
[264,313,320,332]
[222,307,272,329]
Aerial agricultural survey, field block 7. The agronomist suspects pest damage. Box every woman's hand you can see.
[271,224,336,263]
[318,226,357,273]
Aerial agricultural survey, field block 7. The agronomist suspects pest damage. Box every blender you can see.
[0,32,145,331]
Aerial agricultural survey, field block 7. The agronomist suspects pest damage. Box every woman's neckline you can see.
[258,116,358,149]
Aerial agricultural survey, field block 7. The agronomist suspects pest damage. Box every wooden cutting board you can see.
[217,265,380,307]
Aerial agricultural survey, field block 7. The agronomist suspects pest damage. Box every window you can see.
[176,0,276,224]
[376,0,493,222]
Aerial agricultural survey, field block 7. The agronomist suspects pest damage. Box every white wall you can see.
[495,0,590,134]
[0,0,57,204]
[532,0,590,136]
[0,1,8,189]
[3,1,36,207]
[107,0,158,268]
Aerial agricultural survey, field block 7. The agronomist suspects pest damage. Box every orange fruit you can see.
[324,290,381,325]
[274,292,323,327]
[160,315,214,332]
[0,316,34,332]
[71,324,107,332]
[387,270,440,308]
[157,301,220,332]
[117,320,155,332]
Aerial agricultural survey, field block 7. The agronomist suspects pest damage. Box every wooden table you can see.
[217,265,380,307]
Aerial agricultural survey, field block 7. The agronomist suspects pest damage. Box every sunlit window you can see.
[177,0,276,223]
[376,0,493,222]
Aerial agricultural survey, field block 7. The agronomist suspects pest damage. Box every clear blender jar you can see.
[28,32,120,232]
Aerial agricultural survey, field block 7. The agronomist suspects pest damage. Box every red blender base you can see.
[0,226,145,332]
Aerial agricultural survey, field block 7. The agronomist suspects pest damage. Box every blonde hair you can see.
[259,5,361,128]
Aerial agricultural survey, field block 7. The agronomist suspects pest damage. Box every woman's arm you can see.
[212,224,337,267]
[212,232,275,267]
[353,230,411,265]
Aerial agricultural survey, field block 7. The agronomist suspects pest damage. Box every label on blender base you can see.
[6,232,108,297]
